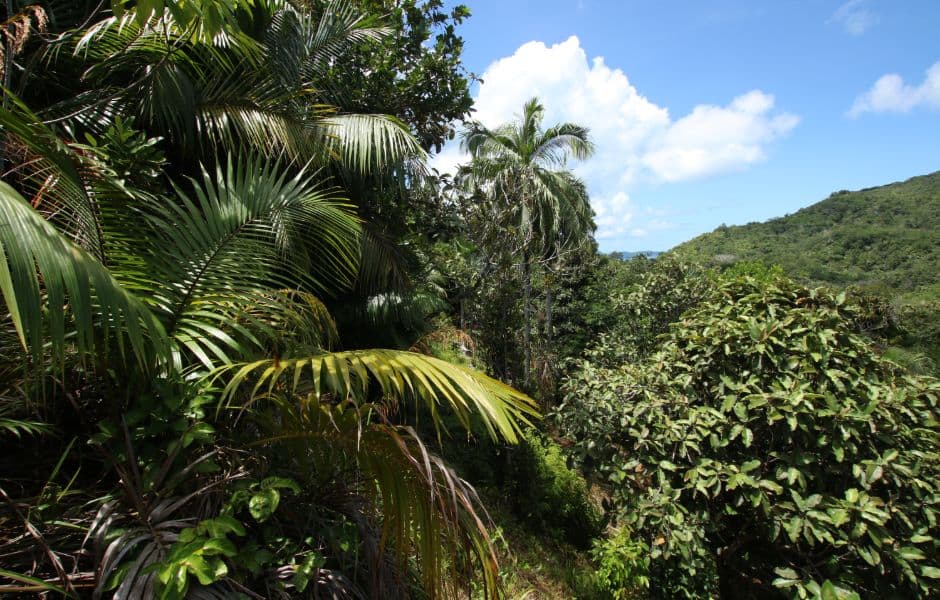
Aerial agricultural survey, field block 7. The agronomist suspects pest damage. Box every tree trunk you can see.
[545,283,553,344]
[522,254,531,386]
[459,296,465,331]
[2,0,13,173]
[3,1,14,99]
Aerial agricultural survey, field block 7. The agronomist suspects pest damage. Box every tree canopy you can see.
[559,272,940,599]
[0,2,536,597]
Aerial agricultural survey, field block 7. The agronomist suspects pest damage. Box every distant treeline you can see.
[607,250,662,260]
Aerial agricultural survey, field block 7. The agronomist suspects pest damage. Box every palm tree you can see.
[460,97,595,385]
[45,0,421,170]
[0,2,536,597]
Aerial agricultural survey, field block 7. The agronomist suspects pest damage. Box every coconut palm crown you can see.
[458,98,596,384]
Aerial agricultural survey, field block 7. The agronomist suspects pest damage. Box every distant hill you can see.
[609,251,662,260]
[670,171,940,293]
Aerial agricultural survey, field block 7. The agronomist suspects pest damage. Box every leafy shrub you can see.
[559,275,940,598]
[882,346,936,376]
[431,428,602,550]
[719,260,785,282]
[507,433,604,549]
[585,256,713,367]
[591,527,650,599]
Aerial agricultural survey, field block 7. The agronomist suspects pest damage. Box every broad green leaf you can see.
[249,488,280,522]
[741,459,761,473]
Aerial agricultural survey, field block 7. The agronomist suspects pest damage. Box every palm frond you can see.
[0,90,107,259]
[0,180,167,367]
[534,122,595,164]
[87,445,238,600]
[217,349,538,443]
[0,568,75,598]
[461,123,520,163]
[0,394,51,438]
[523,97,544,129]
[299,0,389,79]
[318,113,426,174]
[532,169,594,250]
[361,423,500,599]
[233,289,340,354]
[67,12,262,149]
[105,0,261,47]
[252,400,503,600]
[138,155,359,368]
[196,102,322,162]
[459,99,596,258]
[354,223,412,295]
[334,291,446,350]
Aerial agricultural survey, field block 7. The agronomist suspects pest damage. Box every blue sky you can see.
[431,0,940,251]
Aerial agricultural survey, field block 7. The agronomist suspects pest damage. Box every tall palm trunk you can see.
[545,284,553,344]
[3,1,13,97]
[1,1,9,173]
[522,251,532,385]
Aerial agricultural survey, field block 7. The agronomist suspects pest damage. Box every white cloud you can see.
[848,61,940,117]
[831,0,878,36]
[430,36,797,243]
[592,192,635,240]
[641,91,800,182]
[469,36,670,182]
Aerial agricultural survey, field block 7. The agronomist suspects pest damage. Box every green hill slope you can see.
[671,171,940,292]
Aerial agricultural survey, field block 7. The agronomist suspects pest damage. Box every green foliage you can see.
[0,2,531,598]
[229,477,301,523]
[894,292,940,375]
[460,97,595,261]
[0,179,167,366]
[290,551,326,593]
[110,0,254,41]
[151,516,245,600]
[78,116,168,190]
[580,254,654,332]
[507,433,603,549]
[720,260,786,281]
[673,174,940,378]
[458,97,595,389]
[590,527,649,600]
[0,398,51,438]
[217,349,537,443]
[582,255,714,367]
[330,0,476,152]
[672,171,940,293]
[466,508,604,600]
[559,274,940,599]
[429,424,602,553]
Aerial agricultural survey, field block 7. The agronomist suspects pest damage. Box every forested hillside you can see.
[671,172,940,291]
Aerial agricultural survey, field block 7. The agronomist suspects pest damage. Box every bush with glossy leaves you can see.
[558,274,940,599]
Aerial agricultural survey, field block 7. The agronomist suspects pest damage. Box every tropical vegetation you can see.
[672,172,940,375]
[458,96,595,389]
[671,172,940,292]
[0,1,536,597]
[1,1,938,599]
[559,268,940,599]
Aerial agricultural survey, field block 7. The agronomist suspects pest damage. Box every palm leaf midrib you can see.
[163,213,254,336]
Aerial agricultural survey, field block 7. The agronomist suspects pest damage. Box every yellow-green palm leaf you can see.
[218,349,538,443]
